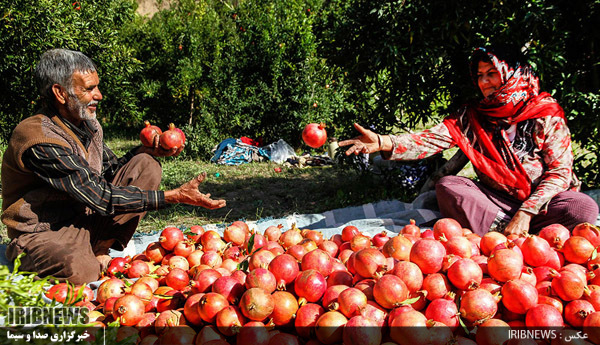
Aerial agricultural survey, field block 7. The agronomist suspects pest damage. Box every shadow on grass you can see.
[138,165,417,233]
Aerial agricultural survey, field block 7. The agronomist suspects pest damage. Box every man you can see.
[1,48,226,284]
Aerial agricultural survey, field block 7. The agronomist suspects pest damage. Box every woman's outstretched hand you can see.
[338,123,382,156]
[164,172,226,210]
[503,210,533,236]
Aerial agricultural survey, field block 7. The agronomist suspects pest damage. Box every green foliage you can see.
[0,0,141,141]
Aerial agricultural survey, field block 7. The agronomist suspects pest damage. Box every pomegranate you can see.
[156,289,185,312]
[268,333,300,345]
[173,240,194,258]
[336,288,368,318]
[480,231,508,256]
[248,249,275,271]
[323,285,349,310]
[459,288,498,325]
[442,235,473,258]
[155,309,186,335]
[224,223,247,246]
[350,234,371,252]
[183,293,205,326]
[521,235,552,267]
[475,318,511,345]
[264,224,283,241]
[525,304,564,328]
[447,258,483,290]
[501,279,538,314]
[236,322,270,345]
[239,287,274,321]
[342,315,382,345]
[294,269,327,304]
[314,310,347,344]
[301,248,333,277]
[106,256,130,277]
[97,278,126,304]
[358,300,388,327]
[159,123,185,150]
[372,274,409,309]
[401,219,421,237]
[562,235,595,264]
[198,292,229,323]
[487,248,524,282]
[422,272,451,301]
[270,291,300,326]
[245,267,277,293]
[140,120,162,147]
[389,309,453,345]
[352,248,387,279]
[113,295,145,326]
[302,123,327,148]
[186,224,205,243]
[192,268,222,293]
[159,227,184,251]
[391,261,423,293]
[158,325,196,345]
[145,242,167,264]
[165,267,190,291]
[372,231,390,248]
[572,222,600,247]
[564,299,595,328]
[212,276,245,304]
[432,217,463,240]
[216,305,246,336]
[583,311,600,344]
[382,234,412,261]
[341,225,360,242]
[295,303,326,338]
[425,293,459,330]
[409,238,446,274]
[537,295,564,314]
[539,223,571,249]
[126,260,150,278]
[551,270,585,301]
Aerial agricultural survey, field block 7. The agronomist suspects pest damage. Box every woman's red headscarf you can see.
[443,48,565,200]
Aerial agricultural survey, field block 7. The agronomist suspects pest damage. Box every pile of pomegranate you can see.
[45,218,600,345]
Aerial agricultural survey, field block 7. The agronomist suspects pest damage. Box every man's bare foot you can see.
[96,254,112,272]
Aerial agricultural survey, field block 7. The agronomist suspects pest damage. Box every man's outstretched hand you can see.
[164,172,226,210]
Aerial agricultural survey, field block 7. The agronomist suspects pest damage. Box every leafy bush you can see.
[1,0,598,185]
[0,0,142,141]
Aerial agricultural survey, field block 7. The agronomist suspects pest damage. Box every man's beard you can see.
[67,93,97,121]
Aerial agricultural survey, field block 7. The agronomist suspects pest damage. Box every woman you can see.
[339,47,598,236]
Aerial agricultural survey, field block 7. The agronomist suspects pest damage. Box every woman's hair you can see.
[35,48,97,102]
[469,44,527,84]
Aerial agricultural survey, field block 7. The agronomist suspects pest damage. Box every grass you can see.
[0,137,420,242]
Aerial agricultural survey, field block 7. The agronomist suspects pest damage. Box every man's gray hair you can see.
[35,48,97,101]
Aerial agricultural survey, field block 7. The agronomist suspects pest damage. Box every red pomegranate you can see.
[215,305,246,337]
[140,120,162,147]
[382,234,413,261]
[159,227,184,251]
[113,295,145,326]
[487,248,524,282]
[159,123,185,150]
[432,218,463,240]
[538,223,571,249]
[302,123,327,148]
[342,315,382,345]
[295,303,326,338]
[295,269,327,304]
[521,235,552,267]
[572,222,600,247]
[525,304,564,328]
[425,293,459,330]
[480,232,508,256]
[391,261,424,293]
[447,258,483,290]
[564,299,595,328]
[372,274,409,309]
[314,311,347,344]
[561,235,595,264]
[501,279,538,314]
[422,273,451,301]
[239,287,274,321]
[401,219,421,237]
[459,288,498,325]
[301,248,334,277]
[270,291,300,326]
[198,292,230,324]
[409,238,446,274]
